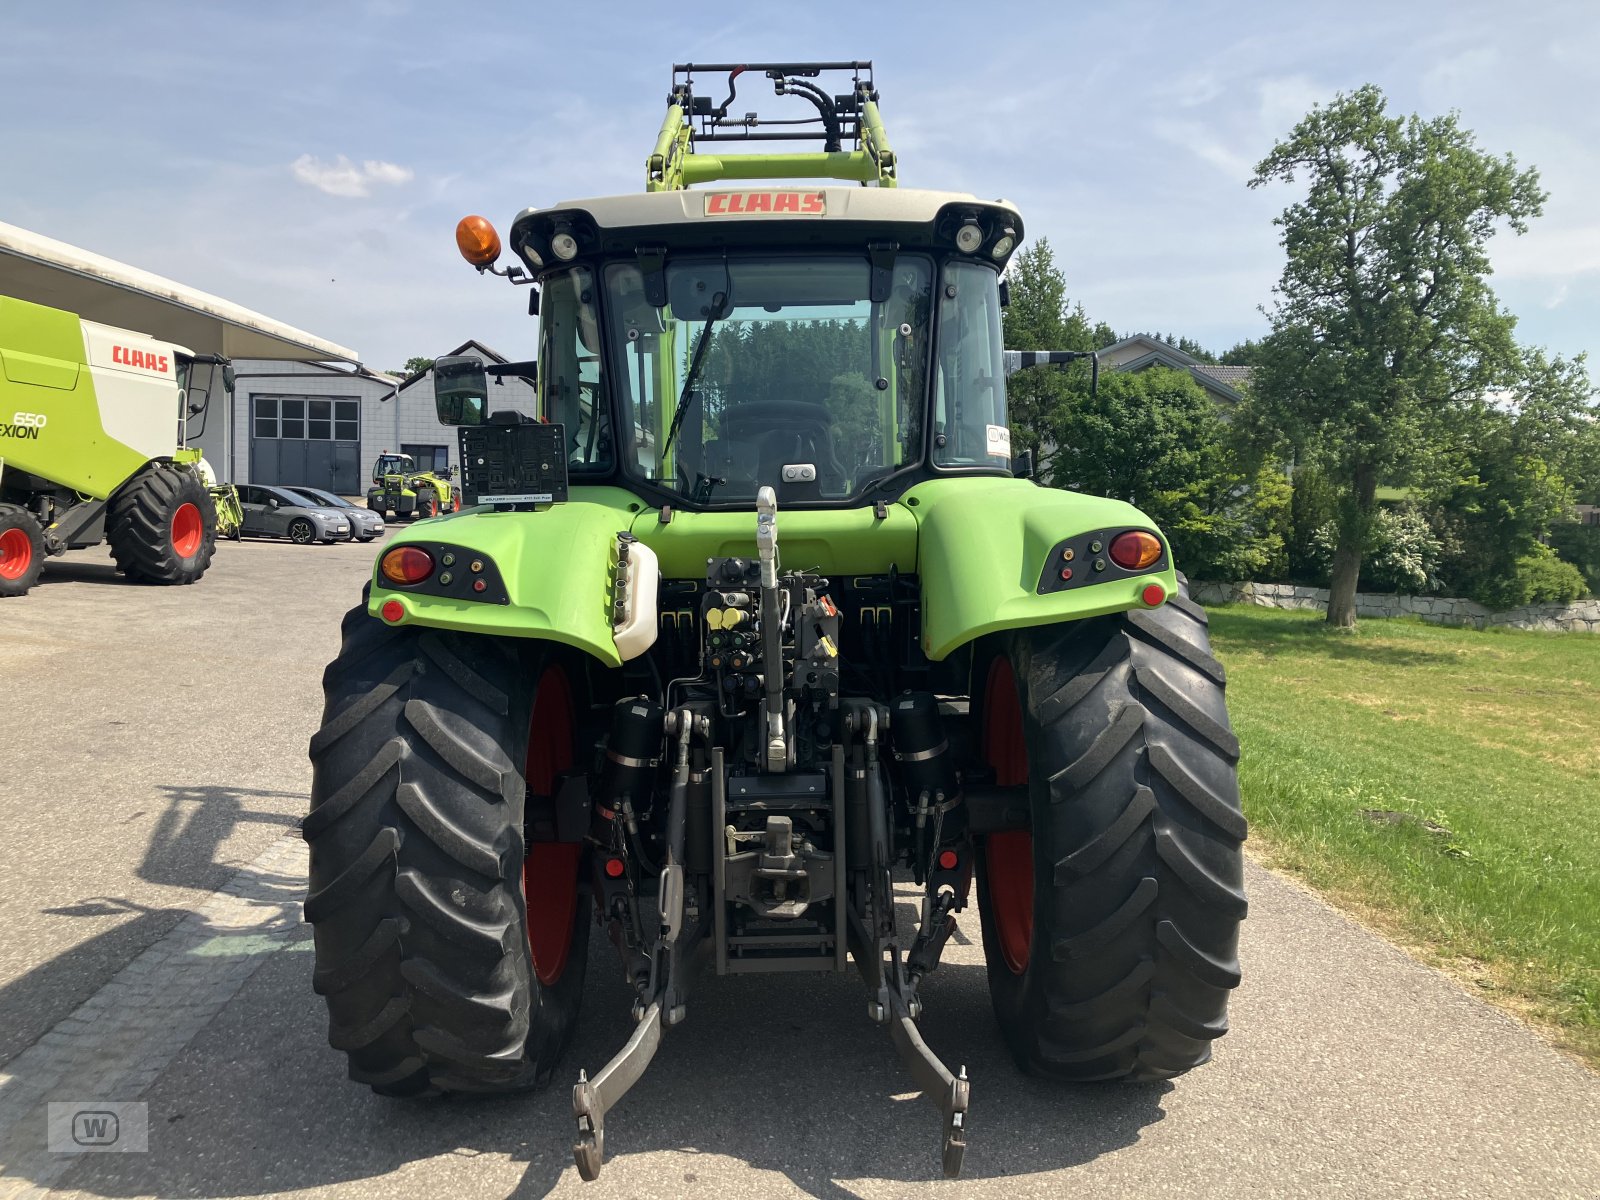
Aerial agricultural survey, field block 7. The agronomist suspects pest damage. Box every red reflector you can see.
[1142,584,1167,607]
[1059,567,1073,581]
[379,599,404,623]
[472,579,487,593]
[937,849,959,871]
[1109,530,1163,571]
[604,857,625,878]
[380,545,434,585]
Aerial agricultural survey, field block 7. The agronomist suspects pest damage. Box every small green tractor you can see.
[366,451,457,519]
[0,294,231,597]
[307,62,1246,1181]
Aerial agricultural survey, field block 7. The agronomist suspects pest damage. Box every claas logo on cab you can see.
[703,191,826,216]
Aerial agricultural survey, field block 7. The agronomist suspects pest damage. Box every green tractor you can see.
[0,294,232,597]
[366,451,457,520]
[306,62,1245,1181]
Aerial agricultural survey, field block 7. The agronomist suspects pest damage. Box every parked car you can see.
[236,485,352,544]
[280,486,386,542]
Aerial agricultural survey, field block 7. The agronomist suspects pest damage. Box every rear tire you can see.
[0,504,45,597]
[306,609,589,1095]
[975,585,1246,1081]
[414,490,437,520]
[107,467,216,585]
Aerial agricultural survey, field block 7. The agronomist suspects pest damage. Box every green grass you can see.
[1207,605,1600,1066]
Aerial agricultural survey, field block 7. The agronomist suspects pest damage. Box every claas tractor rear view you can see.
[0,294,230,597]
[306,61,1246,1180]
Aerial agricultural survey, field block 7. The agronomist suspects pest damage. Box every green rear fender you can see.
[906,477,1179,661]
[367,488,641,667]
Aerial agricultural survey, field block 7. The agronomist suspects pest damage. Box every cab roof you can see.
[509,186,1023,273]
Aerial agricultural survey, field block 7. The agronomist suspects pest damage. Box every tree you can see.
[1220,338,1266,367]
[391,356,435,378]
[1433,349,1595,605]
[1247,85,1546,626]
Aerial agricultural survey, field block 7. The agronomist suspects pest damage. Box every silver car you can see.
[281,486,385,542]
[237,485,352,544]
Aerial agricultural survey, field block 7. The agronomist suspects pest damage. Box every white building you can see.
[218,340,537,495]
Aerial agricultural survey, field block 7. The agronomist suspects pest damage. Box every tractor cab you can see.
[464,208,1020,510]
[372,452,415,484]
[174,353,235,446]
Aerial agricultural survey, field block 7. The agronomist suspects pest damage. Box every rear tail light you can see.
[1108,530,1163,571]
[380,545,434,585]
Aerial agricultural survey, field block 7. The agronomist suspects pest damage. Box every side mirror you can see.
[268,498,279,509]
[1012,448,1035,480]
[223,365,237,392]
[434,355,488,426]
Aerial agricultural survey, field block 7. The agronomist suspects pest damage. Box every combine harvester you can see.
[305,62,1247,1179]
[0,221,358,595]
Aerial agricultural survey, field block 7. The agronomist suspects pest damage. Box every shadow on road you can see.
[34,927,1170,1199]
[138,784,303,889]
[0,785,302,1069]
[36,558,126,586]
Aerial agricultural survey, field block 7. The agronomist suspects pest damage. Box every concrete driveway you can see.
[1,540,1596,1199]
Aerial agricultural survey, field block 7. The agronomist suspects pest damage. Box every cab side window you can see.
[539,266,614,471]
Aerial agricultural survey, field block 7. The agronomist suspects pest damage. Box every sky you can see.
[4,1,1599,375]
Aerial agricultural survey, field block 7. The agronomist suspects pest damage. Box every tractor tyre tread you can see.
[306,606,586,1096]
[978,582,1245,1083]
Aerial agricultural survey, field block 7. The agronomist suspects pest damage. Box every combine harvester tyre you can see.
[107,467,217,585]
[306,607,588,1095]
[976,583,1247,1082]
[0,504,46,597]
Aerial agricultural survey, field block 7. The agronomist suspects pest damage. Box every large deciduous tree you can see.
[1248,85,1546,626]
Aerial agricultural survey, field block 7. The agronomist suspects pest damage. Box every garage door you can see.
[250,395,361,494]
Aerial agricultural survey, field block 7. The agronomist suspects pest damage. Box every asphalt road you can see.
[1,538,1597,1198]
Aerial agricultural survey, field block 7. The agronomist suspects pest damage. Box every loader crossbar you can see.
[648,60,896,191]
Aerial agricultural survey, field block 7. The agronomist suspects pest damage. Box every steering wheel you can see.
[722,401,846,490]
[719,401,835,438]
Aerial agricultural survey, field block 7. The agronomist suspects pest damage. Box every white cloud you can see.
[290,154,414,198]
[1257,75,1326,140]
[1493,225,1600,280]
[1151,120,1256,181]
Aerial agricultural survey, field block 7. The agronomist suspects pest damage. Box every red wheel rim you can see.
[0,527,32,580]
[171,502,203,560]
[982,657,1034,974]
[523,665,580,986]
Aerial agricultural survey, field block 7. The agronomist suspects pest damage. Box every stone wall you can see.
[1190,581,1600,633]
